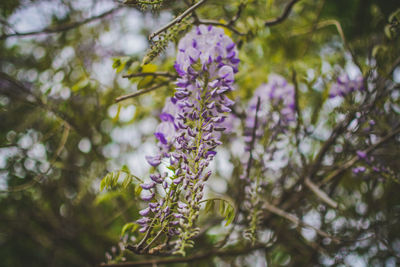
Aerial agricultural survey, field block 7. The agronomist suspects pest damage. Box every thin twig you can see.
[290,19,362,71]
[309,111,354,176]
[264,0,299,27]
[228,2,245,26]
[320,125,400,185]
[304,177,338,209]
[115,82,169,103]
[263,201,340,244]
[122,72,177,79]
[243,97,261,179]
[197,19,245,36]
[100,243,269,266]
[149,0,207,40]
[292,69,307,167]
[0,7,121,40]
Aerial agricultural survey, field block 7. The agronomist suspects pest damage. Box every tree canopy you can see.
[1,0,400,266]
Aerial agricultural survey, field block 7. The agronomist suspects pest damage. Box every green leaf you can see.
[121,222,138,236]
[112,58,121,69]
[71,78,89,92]
[112,105,122,123]
[219,199,226,216]
[134,184,142,196]
[224,206,235,226]
[99,168,139,191]
[203,198,235,225]
[122,176,133,189]
[205,199,215,213]
[121,164,130,173]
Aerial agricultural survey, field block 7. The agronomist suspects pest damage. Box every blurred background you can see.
[1,0,400,266]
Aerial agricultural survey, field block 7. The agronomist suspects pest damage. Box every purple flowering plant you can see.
[329,73,364,98]
[126,25,239,255]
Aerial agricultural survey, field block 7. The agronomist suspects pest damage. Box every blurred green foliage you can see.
[1,0,400,266]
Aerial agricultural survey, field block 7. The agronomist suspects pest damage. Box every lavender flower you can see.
[242,74,295,157]
[246,74,296,132]
[356,150,367,160]
[329,74,364,98]
[137,25,238,254]
[352,166,366,174]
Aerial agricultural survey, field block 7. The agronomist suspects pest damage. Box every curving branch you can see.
[100,243,269,267]
[197,19,245,36]
[242,97,261,180]
[264,0,300,27]
[0,7,121,40]
[115,82,170,103]
[304,177,338,209]
[320,125,400,185]
[149,0,207,40]
[263,201,340,244]
[122,71,177,79]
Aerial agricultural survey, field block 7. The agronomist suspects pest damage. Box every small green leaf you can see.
[112,104,122,123]
[121,222,138,236]
[219,200,226,216]
[112,58,121,69]
[100,177,106,191]
[122,176,133,189]
[135,185,143,196]
[121,164,130,173]
[224,206,235,226]
[205,199,215,213]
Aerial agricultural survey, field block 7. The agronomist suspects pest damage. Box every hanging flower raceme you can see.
[240,74,295,242]
[243,74,295,151]
[329,73,364,98]
[137,25,238,256]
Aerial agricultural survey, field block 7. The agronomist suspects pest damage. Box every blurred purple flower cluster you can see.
[329,74,364,98]
[138,25,238,248]
[246,74,295,134]
[242,74,295,150]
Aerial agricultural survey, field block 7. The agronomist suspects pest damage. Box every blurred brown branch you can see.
[264,0,300,26]
[122,72,177,79]
[115,82,170,102]
[0,7,121,40]
[149,0,207,40]
[100,243,269,267]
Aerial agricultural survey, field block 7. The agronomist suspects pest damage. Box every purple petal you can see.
[139,207,151,216]
[140,182,156,190]
[146,155,161,167]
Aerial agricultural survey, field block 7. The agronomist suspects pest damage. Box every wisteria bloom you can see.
[329,74,364,98]
[138,25,239,255]
[243,74,295,145]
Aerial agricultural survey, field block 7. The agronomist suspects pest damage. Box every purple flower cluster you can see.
[329,74,364,98]
[247,74,295,129]
[139,25,238,253]
[244,74,295,145]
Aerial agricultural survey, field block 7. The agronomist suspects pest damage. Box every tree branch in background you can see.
[122,71,177,79]
[320,125,400,185]
[197,19,245,36]
[263,201,340,244]
[242,97,261,180]
[100,243,269,267]
[304,177,338,209]
[228,2,246,26]
[149,0,207,40]
[115,82,170,102]
[0,7,121,40]
[264,0,300,27]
